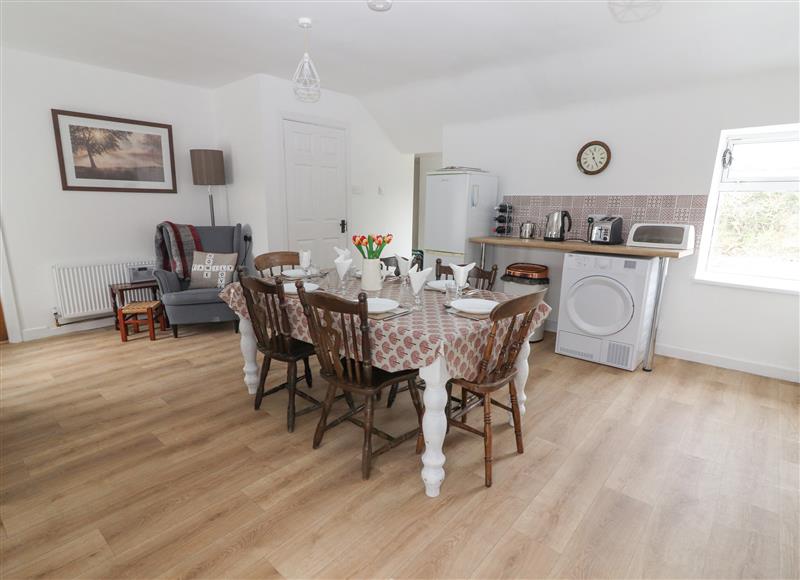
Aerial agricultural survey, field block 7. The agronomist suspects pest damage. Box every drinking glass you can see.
[444,281,457,306]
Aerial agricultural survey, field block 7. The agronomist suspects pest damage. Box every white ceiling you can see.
[3,1,797,152]
[2,1,797,96]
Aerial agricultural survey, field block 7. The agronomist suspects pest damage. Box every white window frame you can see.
[695,123,800,294]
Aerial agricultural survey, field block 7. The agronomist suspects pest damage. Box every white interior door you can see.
[283,119,347,269]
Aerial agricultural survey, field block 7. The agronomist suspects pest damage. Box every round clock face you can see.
[578,141,611,175]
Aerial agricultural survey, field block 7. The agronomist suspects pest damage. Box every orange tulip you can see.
[385,233,393,244]
[375,235,383,247]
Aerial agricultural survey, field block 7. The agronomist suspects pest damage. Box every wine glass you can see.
[455,279,467,300]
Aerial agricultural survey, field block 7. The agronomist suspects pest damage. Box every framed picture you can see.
[51,109,177,193]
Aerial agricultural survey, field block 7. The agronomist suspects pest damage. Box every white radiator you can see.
[53,260,157,320]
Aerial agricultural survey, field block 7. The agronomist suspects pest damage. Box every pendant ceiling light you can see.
[608,0,661,23]
[292,17,321,103]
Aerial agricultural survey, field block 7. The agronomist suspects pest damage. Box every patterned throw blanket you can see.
[155,222,203,279]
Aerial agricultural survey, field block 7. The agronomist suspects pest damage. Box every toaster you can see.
[589,216,623,245]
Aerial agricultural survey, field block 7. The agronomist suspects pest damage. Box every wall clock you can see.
[577,141,611,175]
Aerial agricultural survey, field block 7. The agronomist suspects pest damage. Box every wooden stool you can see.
[118,301,165,342]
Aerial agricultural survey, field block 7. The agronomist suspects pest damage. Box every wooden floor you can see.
[1,324,797,579]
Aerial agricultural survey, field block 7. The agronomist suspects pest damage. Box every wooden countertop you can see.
[469,236,694,259]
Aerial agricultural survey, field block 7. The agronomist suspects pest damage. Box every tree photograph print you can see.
[52,110,176,193]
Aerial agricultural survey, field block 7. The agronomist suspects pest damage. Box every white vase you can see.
[360,258,383,291]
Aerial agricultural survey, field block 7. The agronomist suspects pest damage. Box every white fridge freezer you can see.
[422,170,498,269]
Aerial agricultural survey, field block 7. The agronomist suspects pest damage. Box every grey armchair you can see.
[154,224,244,337]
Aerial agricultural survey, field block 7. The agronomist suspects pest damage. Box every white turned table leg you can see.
[509,333,532,425]
[238,316,260,395]
[420,355,450,498]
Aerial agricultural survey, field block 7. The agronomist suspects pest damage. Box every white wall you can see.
[1,51,413,341]
[1,49,219,340]
[443,70,800,381]
[215,74,414,262]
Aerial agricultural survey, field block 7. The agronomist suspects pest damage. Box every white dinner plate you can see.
[367,298,399,314]
[426,280,468,292]
[283,282,318,294]
[281,268,307,279]
[450,298,499,315]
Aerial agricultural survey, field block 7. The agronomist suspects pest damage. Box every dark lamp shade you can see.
[190,149,226,186]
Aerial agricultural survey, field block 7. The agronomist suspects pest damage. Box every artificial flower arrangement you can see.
[352,233,393,259]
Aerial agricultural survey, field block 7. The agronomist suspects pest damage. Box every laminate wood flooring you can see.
[1,325,797,579]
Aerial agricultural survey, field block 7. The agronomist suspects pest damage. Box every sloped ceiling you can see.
[3,1,797,151]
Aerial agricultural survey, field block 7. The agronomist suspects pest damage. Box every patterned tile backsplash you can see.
[502,194,708,249]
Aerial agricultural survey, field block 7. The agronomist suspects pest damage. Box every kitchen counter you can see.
[469,236,694,259]
[469,235,693,373]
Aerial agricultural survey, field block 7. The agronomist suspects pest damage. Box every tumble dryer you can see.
[555,253,660,371]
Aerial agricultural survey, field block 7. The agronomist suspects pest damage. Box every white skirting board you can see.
[545,317,798,382]
[21,318,115,342]
[654,343,799,383]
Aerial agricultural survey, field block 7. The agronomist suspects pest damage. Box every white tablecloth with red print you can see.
[220,277,550,382]
[220,274,550,498]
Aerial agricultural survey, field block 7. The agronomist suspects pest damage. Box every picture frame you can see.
[51,109,177,193]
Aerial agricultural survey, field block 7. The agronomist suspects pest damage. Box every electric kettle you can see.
[544,210,572,241]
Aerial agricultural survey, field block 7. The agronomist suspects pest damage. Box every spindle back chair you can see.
[297,283,424,479]
[441,288,547,487]
[240,276,319,431]
[254,251,300,278]
[435,259,499,291]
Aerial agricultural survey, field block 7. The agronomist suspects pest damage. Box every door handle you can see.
[340,219,347,233]
[471,185,480,207]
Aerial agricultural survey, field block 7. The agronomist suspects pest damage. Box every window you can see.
[696,124,800,293]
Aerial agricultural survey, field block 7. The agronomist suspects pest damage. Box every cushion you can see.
[189,251,237,289]
[161,287,226,307]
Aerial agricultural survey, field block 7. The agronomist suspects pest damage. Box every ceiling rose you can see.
[367,0,393,12]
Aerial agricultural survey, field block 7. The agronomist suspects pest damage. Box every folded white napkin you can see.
[334,256,352,281]
[333,246,351,260]
[409,265,432,295]
[300,250,312,270]
[449,262,475,288]
[396,255,411,276]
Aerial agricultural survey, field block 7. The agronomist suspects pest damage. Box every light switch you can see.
[352,185,363,196]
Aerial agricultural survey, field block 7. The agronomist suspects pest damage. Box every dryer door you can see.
[565,275,635,337]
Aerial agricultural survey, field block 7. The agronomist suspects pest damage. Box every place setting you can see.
[438,263,499,321]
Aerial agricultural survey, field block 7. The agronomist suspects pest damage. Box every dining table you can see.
[220,273,551,497]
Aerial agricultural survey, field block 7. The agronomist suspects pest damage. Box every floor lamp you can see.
[190,149,226,226]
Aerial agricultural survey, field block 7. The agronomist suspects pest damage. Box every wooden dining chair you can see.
[432,289,547,487]
[240,276,320,432]
[435,258,499,291]
[254,251,300,278]
[296,283,424,479]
